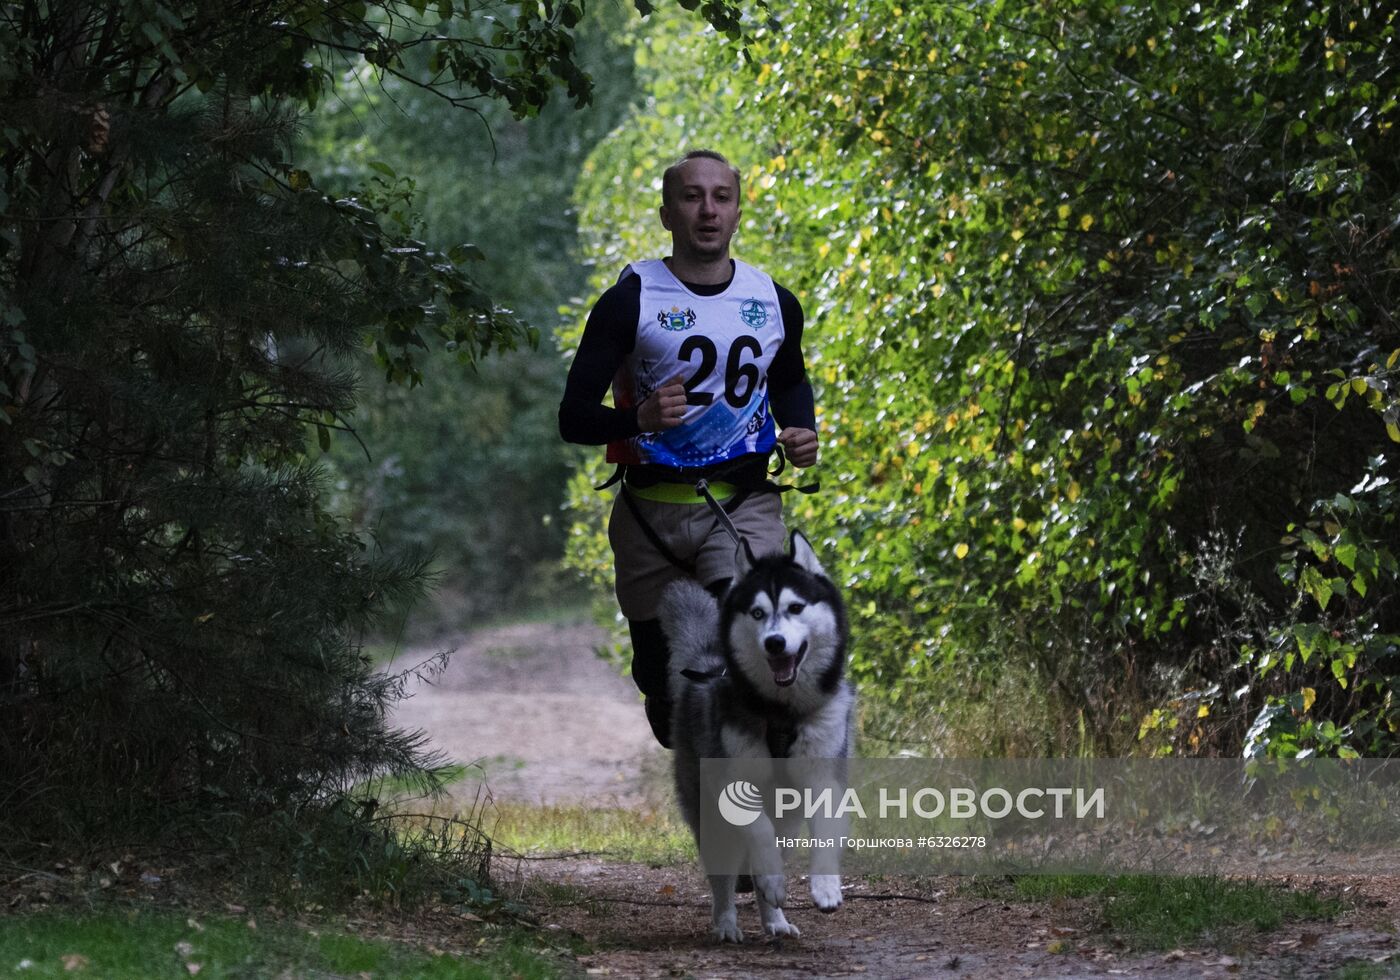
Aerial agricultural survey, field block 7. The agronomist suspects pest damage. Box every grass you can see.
[969,873,1343,950]
[0,908,564,979]
[484,801,694,867]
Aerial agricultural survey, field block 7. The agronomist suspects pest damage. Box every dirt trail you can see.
[388,617,1399,979]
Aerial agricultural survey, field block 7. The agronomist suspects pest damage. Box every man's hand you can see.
[777,427,819,468]
[636,374,688,432]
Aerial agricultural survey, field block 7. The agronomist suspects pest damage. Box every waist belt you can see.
[619,482,752,577]
[625,480,737,505]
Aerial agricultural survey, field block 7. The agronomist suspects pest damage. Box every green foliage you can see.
[0,0,740,854]
[565,1,1400,756]
[297,10,640,618]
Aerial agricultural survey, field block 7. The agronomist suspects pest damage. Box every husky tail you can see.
[657,579,723,698]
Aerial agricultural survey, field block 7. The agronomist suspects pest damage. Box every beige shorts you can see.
[608,488,787,621]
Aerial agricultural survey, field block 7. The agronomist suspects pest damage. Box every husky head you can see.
[722,530,848,704]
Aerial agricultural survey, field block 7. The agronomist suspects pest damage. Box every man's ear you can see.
[790,529,827,578]
[734,536,757,579]
[659,204,672,231]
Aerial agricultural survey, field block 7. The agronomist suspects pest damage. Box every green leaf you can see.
[1300,564,1334,610]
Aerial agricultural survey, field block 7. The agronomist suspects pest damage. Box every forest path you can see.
[388,617,1396,979]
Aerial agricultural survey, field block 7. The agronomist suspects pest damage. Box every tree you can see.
[566,0,1400,756]
[299,9,641,621]
[0,0,740,843]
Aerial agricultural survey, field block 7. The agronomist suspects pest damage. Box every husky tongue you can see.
[771,655,798,687]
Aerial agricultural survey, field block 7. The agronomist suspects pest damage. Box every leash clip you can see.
[695,478,744,548]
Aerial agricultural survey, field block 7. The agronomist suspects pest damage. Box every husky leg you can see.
[707,874,742,943]
[735,812,787,912]
[755,879,801,937]
[793,758,846,913]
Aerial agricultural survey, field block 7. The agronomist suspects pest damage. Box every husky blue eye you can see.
[788,603,805,615]
[750,608,764,620]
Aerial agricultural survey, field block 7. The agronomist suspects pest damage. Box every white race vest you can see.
[608,258,785,468]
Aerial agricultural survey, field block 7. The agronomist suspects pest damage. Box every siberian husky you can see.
[658,529,855,943]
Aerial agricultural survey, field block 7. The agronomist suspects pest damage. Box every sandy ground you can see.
[387,617,1400,979]
[387,619,664,808]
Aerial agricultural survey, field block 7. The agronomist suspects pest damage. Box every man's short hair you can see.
[661,149,742,206]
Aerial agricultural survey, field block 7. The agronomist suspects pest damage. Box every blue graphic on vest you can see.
[746,399,768,435]
[645,398,773,467]
[739,298,768,329]
[658,306,698,331]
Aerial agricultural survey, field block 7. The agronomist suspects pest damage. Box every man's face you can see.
[660,157,741,264]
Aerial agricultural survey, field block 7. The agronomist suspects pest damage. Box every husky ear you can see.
[789,529,827,578]
[734,536,757,579]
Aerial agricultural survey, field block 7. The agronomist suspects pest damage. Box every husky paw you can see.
[810,874,843,912]
[754,874,786,909]
[762,912,801,938]
[710,915,743,944]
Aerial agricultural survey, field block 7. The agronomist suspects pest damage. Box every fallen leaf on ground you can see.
[61,954,89,972]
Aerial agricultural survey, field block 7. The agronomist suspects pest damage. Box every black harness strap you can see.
[594,463,626,491]
[619,484,697,576]
[766,719,799,758]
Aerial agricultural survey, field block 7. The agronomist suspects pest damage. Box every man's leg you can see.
[627,617,672,748]
[609,494,698,749]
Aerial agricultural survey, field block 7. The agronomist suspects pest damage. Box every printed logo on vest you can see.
[739,298,769,329]
[658,306,698,331]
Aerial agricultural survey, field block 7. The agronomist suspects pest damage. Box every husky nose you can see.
[764,635,786,656]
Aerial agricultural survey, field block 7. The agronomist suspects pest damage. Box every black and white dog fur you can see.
[658,530,855,943]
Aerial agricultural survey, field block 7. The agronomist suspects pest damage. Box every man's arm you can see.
[558,277,643,445]
[769,284,818,467]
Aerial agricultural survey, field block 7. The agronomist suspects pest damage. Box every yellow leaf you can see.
[1302,687,1317,712]
[954,542,970,560]
[1057,203,1072,221]
[1387,422,1400,443]
[1197,704,1209,718]
[1067,481,1081,502]
[1351,377,1367,395]
[1079,213,1095,231]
